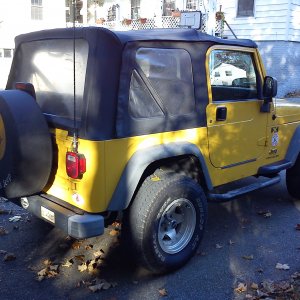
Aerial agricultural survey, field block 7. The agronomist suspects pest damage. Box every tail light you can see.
[66,152,86,179]
[15,82,36,99]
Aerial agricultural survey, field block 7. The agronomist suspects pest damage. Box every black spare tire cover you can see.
[0,90,52,199]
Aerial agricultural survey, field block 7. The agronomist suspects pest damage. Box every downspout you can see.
[285,0,292,42]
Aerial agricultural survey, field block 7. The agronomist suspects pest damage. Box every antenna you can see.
[72,0,78,152]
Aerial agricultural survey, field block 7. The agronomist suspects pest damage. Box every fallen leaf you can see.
[295,224,300,231]
[3,253,16,262]
[228,240,235,245]
[292,272,300,279]
[71,240,83,250]
[158,288,168,297]
[109,229,119,236]
[245,294,254,299]
[0,250,7,255]
[151,175,161,182]
[37,263,59,281]
[0,209,9,214]
[276,263,290,270]
[88,279,116,293]
[49,264,59,272]
[242,255,254,260]
[89,283,105,293]
[112,221,121,229]
[276,281,291,290]
[37,276,45,282]
[85,244,93,250]
[0,226,8,235]
[43,259,52,266]
[8,216,21,222]
[62,259,74,268]
[78,263,88,272]
[262,280,275,293]
[93,250,102,258]
[37,268,48,277]
[74,255,85,263]
[215,244,223,249]
[132,280,139,284]
[234,282,247,293]
[250,283,259,290]
[264,212,272,218]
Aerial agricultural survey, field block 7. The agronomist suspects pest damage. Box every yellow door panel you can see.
[207,100,268,168]
[206,46,269,169]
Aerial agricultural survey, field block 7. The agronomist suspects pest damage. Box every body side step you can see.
[258,159,292,175]
[208,175,281,202]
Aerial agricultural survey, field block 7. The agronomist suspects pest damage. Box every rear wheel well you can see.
[130,155,207,206]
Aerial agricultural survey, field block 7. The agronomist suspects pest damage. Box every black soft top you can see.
[15,26,257,49]
[10,27,257,140]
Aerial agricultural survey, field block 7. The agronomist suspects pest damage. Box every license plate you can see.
[41,206,55,224]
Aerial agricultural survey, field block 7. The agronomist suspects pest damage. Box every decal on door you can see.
[271,127,279,147]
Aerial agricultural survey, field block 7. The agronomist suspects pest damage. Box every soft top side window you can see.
[209,49,258,101]
[129,47,195,118]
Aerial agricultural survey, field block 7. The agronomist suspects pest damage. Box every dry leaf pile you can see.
[37,259,59,281]
[234,272,300,299]
[77,278,117,292]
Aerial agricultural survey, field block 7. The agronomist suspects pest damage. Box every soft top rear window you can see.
[8,39,88,125]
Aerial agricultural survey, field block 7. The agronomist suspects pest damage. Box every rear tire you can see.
[286,155,300,199]
[124,170,207,274]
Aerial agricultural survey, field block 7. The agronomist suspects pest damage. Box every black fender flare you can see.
[286,125,300,165]
[107,142,212,211]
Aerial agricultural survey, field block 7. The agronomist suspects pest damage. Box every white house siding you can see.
[289,0,300,41]
[258,41,300,97]
[0,0,65,89]
[219,0,289,41]
[218,0,300,96]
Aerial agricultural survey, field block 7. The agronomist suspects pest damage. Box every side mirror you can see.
[261,76,277,113]
[263,76,277,100]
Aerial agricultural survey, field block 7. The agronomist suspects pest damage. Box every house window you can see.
[186,0,197,10]
[31,0,43,20]
[4,49,12,58]
[163,0,176,16]
[65,0,83,23]
[131,0,140,19]
[237,0,254,17]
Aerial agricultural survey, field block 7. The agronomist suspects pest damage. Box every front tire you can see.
[286,155,300,199]
[124,171,207,274]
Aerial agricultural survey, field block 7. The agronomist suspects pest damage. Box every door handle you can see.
[216,106,227,121]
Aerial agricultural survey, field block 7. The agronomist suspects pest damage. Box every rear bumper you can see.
[20,195,104,239]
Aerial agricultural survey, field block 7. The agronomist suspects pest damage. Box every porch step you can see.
[208,175,281,202]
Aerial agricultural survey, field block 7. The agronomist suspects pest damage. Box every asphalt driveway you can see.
[0,172,299,300]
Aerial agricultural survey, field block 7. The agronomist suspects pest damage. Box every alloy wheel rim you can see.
[158,198,196,254]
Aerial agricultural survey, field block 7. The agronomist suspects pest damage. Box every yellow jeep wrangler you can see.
[1,27,300,274]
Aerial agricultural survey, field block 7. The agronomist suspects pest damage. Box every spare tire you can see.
[0,90,52,199]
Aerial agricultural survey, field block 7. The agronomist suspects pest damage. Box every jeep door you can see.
[206,46,268,169]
